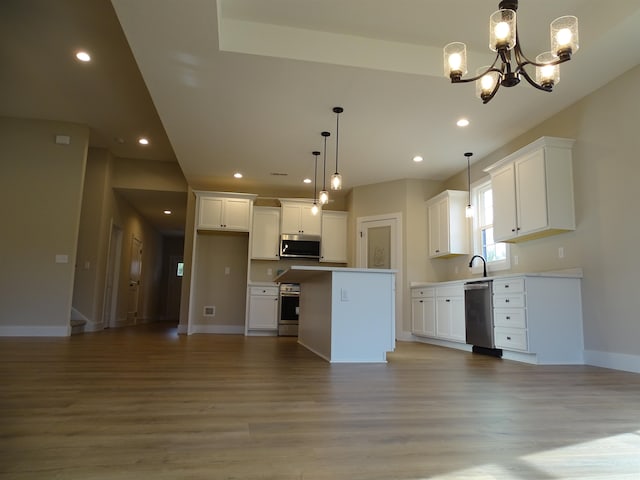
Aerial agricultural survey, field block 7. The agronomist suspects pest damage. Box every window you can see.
[471,178,510,272]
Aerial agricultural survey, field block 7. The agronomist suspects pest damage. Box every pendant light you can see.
[319,131,330,205]
[330,107,343,190]
[311,151,320,215]
[465,152,473,218]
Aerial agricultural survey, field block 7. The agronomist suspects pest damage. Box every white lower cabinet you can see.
[246,286,279,331]
[435,285,465,342]
[411,287,435,337]
[492,275,584,364]
[411,282,464,343]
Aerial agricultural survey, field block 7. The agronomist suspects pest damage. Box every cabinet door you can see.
[449,296,465,342]
[281,204,302,234]
[515,149,548,236]
[299,205,322,236]
[411,296,436,336]
[198,196,224,229]
[248,294,278,329]
[436,297,453,338]
[251,207,280,260]
[491,164,517,242]
[427,201,442,257]
[321,211,347,263]
[223,198,251,231]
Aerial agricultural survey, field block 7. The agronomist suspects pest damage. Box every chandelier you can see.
[443,0,579,104]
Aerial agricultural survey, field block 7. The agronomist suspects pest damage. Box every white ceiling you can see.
[3,0,640,233]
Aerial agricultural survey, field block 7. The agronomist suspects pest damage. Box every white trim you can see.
[189,324,245,335]
[412,336,473,352]
[0,325,70,337]
[584,350,640,374]
[177,323,188,334]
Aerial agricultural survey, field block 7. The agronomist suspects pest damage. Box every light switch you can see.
[55,254,69,264]
[341,288,349,302]
[224,267,230,275]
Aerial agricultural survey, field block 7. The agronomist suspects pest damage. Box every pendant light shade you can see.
[319,131,330,205]
[331,107,343,190]
[465,152,473,218]
[311,151,320,215]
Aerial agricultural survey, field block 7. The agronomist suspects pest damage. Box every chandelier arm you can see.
[450,53,502,84]
[481,78,502,104]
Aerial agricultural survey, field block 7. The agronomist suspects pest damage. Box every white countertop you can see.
[275,266,396,284]
[410,268,583,288]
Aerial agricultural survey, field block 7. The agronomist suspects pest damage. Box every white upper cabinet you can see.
[251,207,280,260]
[320,210,348,263]
[196,192,255,232]
[425,190,469,258]
[486,137,575,243]
[280,201,322,236]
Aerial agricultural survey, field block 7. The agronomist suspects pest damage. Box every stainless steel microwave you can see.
[280,234,321,259]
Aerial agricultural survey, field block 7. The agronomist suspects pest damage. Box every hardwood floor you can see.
[1,323,639,479]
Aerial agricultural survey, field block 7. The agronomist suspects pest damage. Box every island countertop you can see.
[275,265,397,284]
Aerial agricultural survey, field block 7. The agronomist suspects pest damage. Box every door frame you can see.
[356,213,403,339]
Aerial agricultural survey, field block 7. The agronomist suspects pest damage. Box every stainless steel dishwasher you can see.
[464,280,497,351]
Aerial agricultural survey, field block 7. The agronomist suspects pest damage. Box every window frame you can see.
[470,176,510,274]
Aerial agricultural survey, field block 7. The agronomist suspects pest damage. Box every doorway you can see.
[103,223,123,329]
[356,213,403,339]
[127,236,143,325]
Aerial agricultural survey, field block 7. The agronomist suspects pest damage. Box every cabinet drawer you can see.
[249,286,278,296]
[411,288,434,299]
[494,309,526,328]
[493,278,524,294]
[436,285,463,298]
[494,327,528,352]
[493,293,525,308]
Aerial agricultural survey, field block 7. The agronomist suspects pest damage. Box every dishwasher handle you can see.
[464,282,492,291]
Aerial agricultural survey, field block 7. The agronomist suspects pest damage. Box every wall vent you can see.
[203,306,216,317]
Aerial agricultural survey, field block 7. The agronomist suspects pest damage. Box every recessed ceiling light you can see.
[303,178,312,184]
[457,118,470,127]
[413,155,424,163]
[233,172,243,179]
[75,51,91,62]
[138,137,149,145]
[163,210,172,215]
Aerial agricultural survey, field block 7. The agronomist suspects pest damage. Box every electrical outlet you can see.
[203,306,216,317]
[224,267,230,275]
[267,268,273,276]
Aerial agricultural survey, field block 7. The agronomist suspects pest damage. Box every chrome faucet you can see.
[469,255,488,277]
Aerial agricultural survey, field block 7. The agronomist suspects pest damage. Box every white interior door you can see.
[356,214,402,339]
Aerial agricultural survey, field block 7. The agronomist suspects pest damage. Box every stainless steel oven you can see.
[278,283,300,336]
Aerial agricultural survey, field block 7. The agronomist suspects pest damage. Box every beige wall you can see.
[438,65,640,361]
[191,231,249,328]
[0,117,89,334]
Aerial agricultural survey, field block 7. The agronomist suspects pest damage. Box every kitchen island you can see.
[276,266,396,363]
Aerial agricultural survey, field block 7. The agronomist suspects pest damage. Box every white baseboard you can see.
[411,335,473,352]
[584,349,640,374]
[396,330,414,342]
[189,324,244,335]
[0,325,70,337]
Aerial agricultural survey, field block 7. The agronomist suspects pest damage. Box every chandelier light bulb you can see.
[494,22,510,41]
[448,53,462,71]
[556,28,572,46]
[319,190,329,205]
[331,173,342,191]
[311,203,319,216]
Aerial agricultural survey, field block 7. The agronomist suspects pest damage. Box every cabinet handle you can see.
[505,299,510,303]
[517,227,521,231]
[506,316,511,320]
[511,228,516,232]
[446,299,450,302]
[507,336,512,340]
[505,284,510,288]
[435,249,440,253]
[419,300,423,303]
